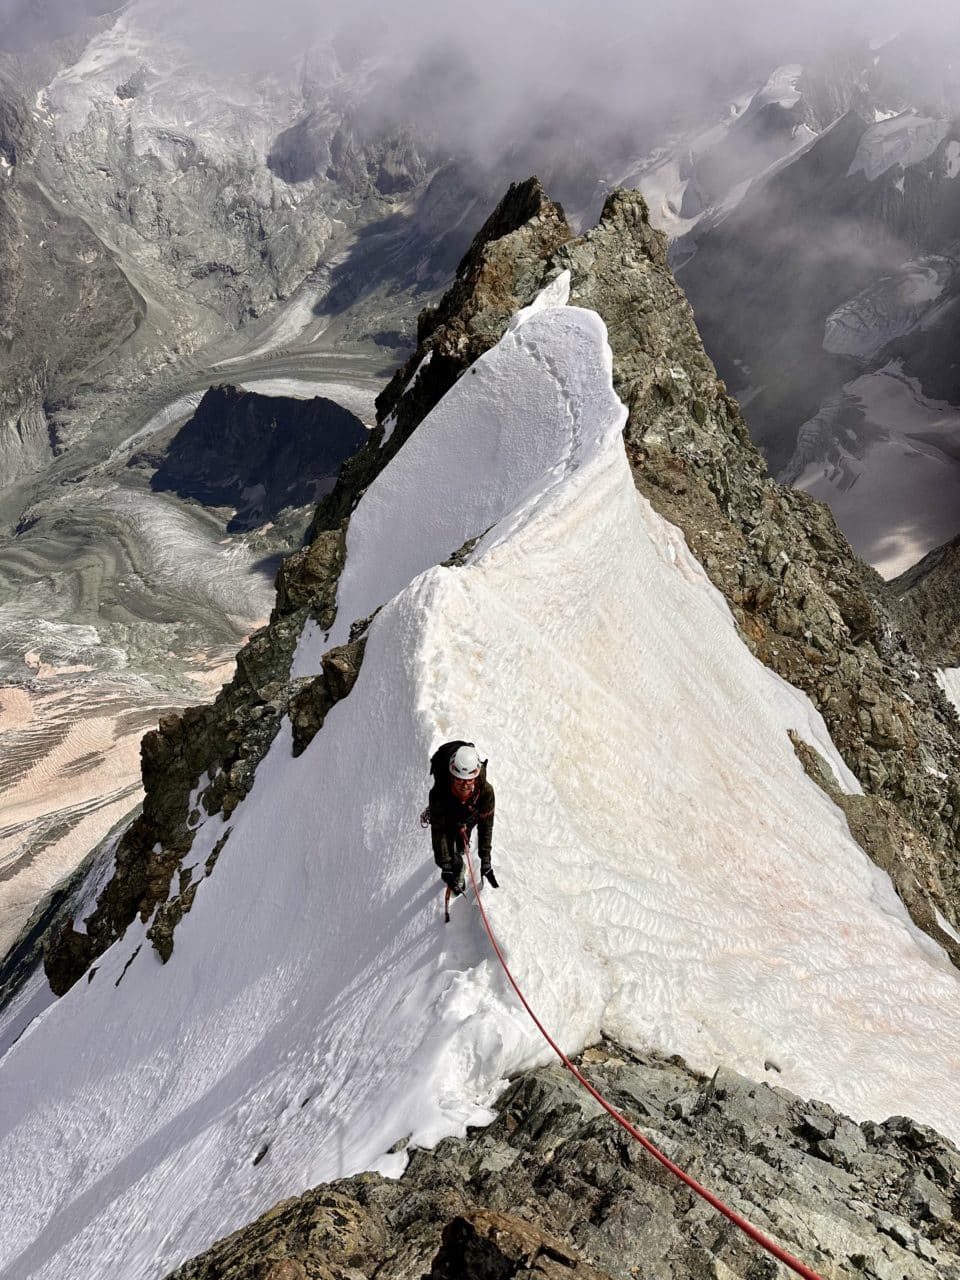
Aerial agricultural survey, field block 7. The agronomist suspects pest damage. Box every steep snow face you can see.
[4,283,960,1280]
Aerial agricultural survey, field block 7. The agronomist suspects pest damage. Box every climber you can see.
[423,740,498,900]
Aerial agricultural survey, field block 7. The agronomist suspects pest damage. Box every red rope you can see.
[460,832,825,1280]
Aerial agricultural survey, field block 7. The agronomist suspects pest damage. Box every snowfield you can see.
[4,277,960,1280]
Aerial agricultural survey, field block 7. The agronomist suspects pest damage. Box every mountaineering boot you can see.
[481,865,499,889]
[441,868,465,896]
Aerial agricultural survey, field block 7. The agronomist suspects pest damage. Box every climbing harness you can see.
[460,839,827,1280]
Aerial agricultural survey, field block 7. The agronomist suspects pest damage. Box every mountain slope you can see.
[15,19,960,962]
[668,39,960,576]
[169,1042,960,1280]
[3,275,960,1280]
[888,531,960,667]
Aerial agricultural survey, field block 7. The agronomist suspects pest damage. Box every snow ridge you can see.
[3,281,960,1280]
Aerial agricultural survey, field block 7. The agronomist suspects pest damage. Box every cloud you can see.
[316,3,955,173]
[16,0,960,202]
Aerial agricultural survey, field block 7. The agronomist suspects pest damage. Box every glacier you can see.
[3,279,960,1280]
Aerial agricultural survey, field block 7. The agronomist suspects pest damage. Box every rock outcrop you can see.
[144,384,368,532]
[888,534,960,668]
[165,1039,960,1280]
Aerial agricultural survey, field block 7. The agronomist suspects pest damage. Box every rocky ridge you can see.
[165,1039,960,1280]
[887,535,960,668]
[43,174,960,999]
[377,177,960,961]
[143,384,368,534]
[27,172,960,1280]
[558,189,960,964]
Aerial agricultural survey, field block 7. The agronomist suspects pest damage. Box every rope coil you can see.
[460,831,825,1280]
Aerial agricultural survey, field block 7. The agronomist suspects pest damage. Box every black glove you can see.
[441,869,464,896]
[481,866,499,889]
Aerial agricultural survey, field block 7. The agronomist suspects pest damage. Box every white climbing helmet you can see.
[449,744,481,779]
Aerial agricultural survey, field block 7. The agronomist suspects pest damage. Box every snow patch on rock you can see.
[848,114,949,181]
[936,668,960,718]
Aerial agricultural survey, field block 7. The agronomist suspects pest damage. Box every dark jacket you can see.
[429,762,495,870]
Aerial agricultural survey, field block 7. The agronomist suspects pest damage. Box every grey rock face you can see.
[164,1040,960,1280]
[145,384,368,532]
[887,534,960,667]
[268,117,428,197]
[32,39,467,362]
[0,69,143,488]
